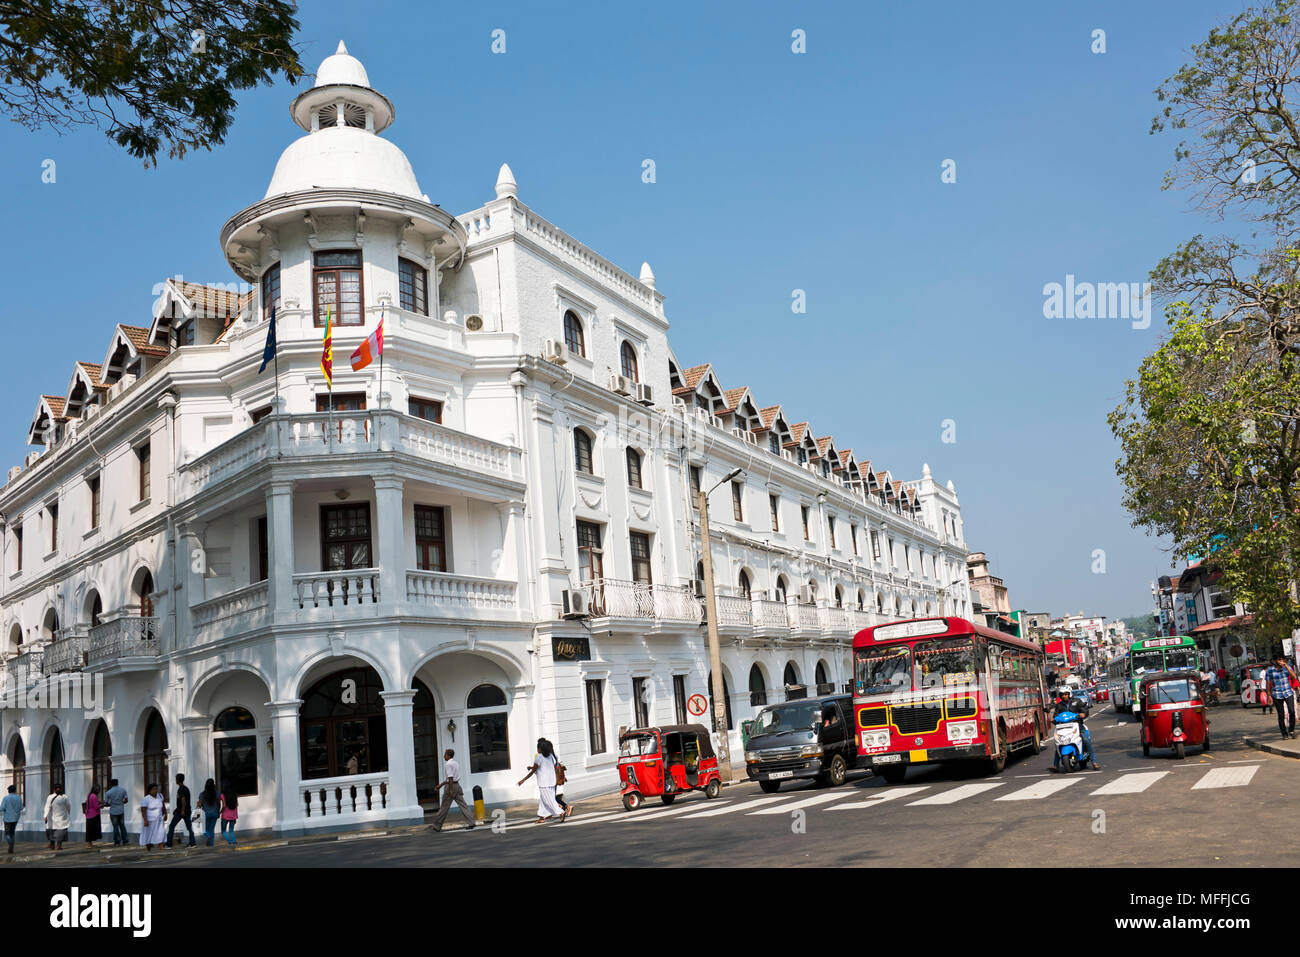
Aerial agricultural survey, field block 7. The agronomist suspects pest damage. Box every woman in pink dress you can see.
[84,787,101,847]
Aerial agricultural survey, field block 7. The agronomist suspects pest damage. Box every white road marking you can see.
[1089,771,1169,795]
[906,782,1004,805]
[748,791,858,815]
[827,786,931,809]
[1228,760,1263,765]
[681,795,794,818]
[619,800,725,822]
[559,809,638,827]
[1015,773,1052,778]
[996,778,1083,801]
[1192,766,1259,789]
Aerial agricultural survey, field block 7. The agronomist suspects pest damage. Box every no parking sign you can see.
[687,693,708,717]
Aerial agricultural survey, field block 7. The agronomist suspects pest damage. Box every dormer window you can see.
[314,250,364,327]
[768,433,780,455]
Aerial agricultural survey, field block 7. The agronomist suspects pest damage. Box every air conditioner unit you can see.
[692,579,706,599]
[543,339,567,364]
[24,451,41,467]
[798,585,814,603]
[561,589,588,618]
[608,373,632,396]
[636,383,654,406]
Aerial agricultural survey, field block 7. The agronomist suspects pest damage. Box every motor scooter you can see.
[1053,709,1090,773]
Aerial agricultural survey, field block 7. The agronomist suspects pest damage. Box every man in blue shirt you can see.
[1264,654,1298,739]
[104,778,129,846]
[0,785,23,854]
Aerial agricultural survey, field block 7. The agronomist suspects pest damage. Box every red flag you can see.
[320,307,333,385]
[350,318,384,372]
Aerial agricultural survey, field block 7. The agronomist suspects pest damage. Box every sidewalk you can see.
[2,784,642,866]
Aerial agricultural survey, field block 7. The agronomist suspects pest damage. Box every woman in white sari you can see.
[138,783,167,850]
[517,738,564,824]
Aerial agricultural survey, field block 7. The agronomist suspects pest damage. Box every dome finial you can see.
[640,262,656,288]
[336,39,348,55]
[922,462,932,479]
[495,163,517,199]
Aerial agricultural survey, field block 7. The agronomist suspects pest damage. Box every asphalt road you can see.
[28,700,1297,868]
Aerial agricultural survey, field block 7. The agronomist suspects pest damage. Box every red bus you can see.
[852,617,1049,783]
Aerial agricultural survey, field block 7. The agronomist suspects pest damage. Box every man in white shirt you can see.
[428,748,476,833]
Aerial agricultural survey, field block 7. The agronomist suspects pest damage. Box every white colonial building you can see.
[0,43,971,838]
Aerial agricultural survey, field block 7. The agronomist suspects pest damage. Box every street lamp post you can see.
[700,466,743,784]
[936,576,967,617]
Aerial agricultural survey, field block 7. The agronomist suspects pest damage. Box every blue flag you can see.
[259,307,277,373]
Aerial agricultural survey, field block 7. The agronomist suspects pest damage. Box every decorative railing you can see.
[406,570,517,611]
[399,417,517,478]
[44,637,87,674]
[792,603,822,629]
[523,212,656,309]
[752,599,790,632]
[294,569,380,609]
[300,772,390,820]
[821,607,850,632]
[179,419,272,495]
[586,579,702,622]
[6,649,45,686]
[192,581,270,629]
[288,412,374,450]
[88,617,160,665]
[716,594,754,627]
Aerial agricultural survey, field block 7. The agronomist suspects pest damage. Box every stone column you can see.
[379,689,423,826]
[63,758,91,842]
[500,500,530,618]
[372,476,405,616]
[180,716,209,791]
[265,481,295,615]
[268,699,303,837]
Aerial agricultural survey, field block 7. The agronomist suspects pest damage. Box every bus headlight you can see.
[946,721,978,742]
[861,730,891,750]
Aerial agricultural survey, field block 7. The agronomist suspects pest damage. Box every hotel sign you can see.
[552,637,591,662]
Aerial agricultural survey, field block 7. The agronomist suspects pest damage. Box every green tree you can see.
[0,1,302,164]
[1114,0,1300,645]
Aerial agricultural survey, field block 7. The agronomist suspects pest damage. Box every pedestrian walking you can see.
[166,773,195,848]
[198,778,220,847]
[138,783,167,850]
[218,781,238,847]
[541,738,574,820]
[1,785,23,854]
[104,778,129,846]
[427,748,475,832]
[43,785,71,850]
[518,737,564,824]
[83,786,102,847]
[1264,653,1298,739]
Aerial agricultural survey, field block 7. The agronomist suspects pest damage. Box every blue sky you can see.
[0,0,1252,619]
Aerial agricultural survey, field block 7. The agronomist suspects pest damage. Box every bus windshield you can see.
[855,645,912,695]
[914,638,977,690]
[1164,648,1196,671]
[1131,650,1165,675]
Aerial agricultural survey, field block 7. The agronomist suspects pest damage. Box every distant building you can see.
[1176,561,1256,670]
[966,552,1012,632]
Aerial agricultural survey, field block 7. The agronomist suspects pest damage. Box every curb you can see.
[1245,736,1300,759]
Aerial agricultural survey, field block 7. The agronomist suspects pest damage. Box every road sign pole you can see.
[699,487,735,784]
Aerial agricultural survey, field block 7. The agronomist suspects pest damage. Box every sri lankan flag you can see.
[320,307,333,386]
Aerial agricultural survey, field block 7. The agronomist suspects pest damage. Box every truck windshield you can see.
[855,645,912,695]
[752,702,821,736]
[913,637,977,690]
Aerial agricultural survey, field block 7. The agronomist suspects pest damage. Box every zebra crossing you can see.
[454,762,1267,834]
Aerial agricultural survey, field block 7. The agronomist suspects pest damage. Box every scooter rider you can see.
[1051,695,1102,771]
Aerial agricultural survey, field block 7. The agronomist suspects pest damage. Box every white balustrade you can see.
[300,773,390,821]
[399,417,516,477]
[792,603,821,629]
[716,594,753,627]
[406,570,517,611]
[753,600,789,632]
[192,581,270,629]
[88,617,160,665]
[294,569,380,609]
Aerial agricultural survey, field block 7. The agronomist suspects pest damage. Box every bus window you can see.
[1164,648,1196,671]
[914,638,976,690]
[1131,650,1164,676]
[855,646,911,695]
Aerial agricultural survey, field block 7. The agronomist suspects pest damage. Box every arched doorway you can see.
[749,664,767,706]
[738,569,752,598]
[299,666,389,780]
[135,570,155,618]
[90,721,111,794]
[142,710,168,799]
[815,660,829,691]
[412,680,438,804]
[8,738,25,803]
[47,730,65,794]
[213,707,258,797]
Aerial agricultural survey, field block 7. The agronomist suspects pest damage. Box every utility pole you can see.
[700,466,743,784]
[936,576,966,617]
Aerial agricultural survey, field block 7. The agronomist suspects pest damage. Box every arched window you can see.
[136,570,154,619]
[89,593,102,628]
[213,708,258,797]
[834,586,843,609]
[626,448,643,489]
[875,592,884,614]
[806,579,817,603]
[6,623,20,652]
[815,661,829,688]
[738,569,751,598]
[775,576,788,602]
[574,428,593,474]
[620,341,639,382]
[300,666,389,780]
[41,609,58,642]
[466,684,510,774]
[143,710,168,800]
[90,721,111,795]
[857,590,865,611]
[563,310,585,357]
[47,731,64,795]
[748,664,767,707]
[784,662,799,687]
[9,739,25,803]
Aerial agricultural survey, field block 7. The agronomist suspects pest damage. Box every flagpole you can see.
[272,306,282,459]
[379,302,385,403]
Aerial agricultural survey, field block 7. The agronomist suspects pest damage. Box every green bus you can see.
[1109,636,1198,720]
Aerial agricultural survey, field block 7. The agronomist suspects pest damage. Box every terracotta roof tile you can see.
[178,281,253,318]
[681,363,711,390]
[40,395,67,419]
[722,387,748,412]
[757,405,782,431]
[121,325,169,357]
[76,361,103,386]
[815,436,835,457]
[788,422,810,444]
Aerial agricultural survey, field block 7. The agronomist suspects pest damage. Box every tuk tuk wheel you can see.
[622,791,643,811]
[705,779,721,799]
[660,793,676,806]
[1174,741,1186,760]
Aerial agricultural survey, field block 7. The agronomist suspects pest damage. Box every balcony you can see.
[294,569,379,609]
[44,636,87,674]
[88,616,161,669]
[6,649,45,687]
[587,579,702,622]
[178,410,522,499]
[406,570,519,618]
[192,581,270,636]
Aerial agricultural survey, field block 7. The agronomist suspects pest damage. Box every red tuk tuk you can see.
[618,724,723,810]
[1139,672,1210,759]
